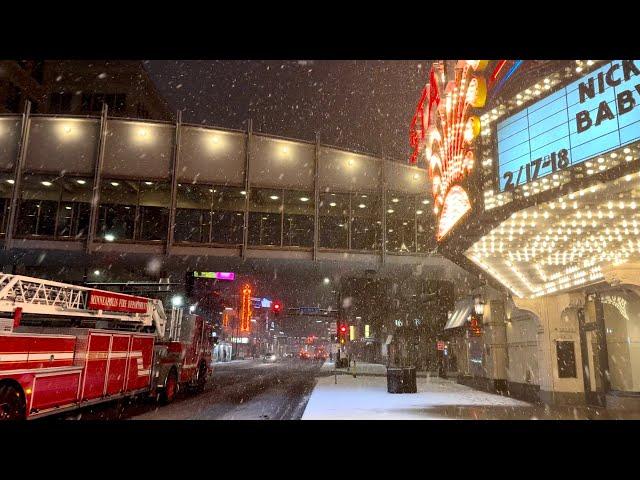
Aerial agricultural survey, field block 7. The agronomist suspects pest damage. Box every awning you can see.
[385,335,393,345]
[444,298,474,330]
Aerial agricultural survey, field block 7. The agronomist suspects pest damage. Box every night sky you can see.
[144,60,428,162]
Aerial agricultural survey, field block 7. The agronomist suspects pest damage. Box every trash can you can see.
[387,368,404,393]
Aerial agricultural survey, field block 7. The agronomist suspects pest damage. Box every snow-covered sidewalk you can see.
[302,374,533,420]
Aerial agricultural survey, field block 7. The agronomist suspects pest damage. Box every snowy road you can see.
[53,359,322,420]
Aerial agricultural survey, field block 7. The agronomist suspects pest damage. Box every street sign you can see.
[437,341,445,351]
[330,322,337,334]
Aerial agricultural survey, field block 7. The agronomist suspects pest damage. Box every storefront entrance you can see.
[578,294,610,407]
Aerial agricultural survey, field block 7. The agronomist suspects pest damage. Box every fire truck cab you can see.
[0,274,213,420]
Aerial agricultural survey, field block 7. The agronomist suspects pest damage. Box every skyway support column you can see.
[86,103,108,253]
[313,132,320,262]
[5,100,31,252]
[166,110,182,256]
[242,119,252,260]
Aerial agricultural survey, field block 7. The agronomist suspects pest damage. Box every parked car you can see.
[262,352,278,363]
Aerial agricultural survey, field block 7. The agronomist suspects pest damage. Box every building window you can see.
[249,188,283,247]
[283,190,313,248]
[138,181,170,241]
[15,174,92,239]
[98,179,169,242]
[0,174,14,234]
[104,93,127,115]
[556,341,577,378]
[386,193,415,253]
[98,180,138,241]
[211,186,244,245]
[175,184,212,243]
[416,194,434,253]
[81,92,104,114]
[351,192,381,251]
[319,192,349,250]
[49,92,73,113]
[56,177,92,239]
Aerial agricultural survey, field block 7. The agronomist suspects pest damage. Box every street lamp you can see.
[473,295,485,316]
[172,295,184,307]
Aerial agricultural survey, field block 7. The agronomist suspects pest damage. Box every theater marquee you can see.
[497,60,640,192]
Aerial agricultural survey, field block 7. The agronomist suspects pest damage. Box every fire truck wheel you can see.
[0,383,26,421]
[160,369,178,405]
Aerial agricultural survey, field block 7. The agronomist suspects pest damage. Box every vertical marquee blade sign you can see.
[240,284,252,332]
[409,60,488,241]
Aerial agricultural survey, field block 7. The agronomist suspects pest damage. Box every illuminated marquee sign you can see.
[410,60,488,241]
[193,271,235,281]
[497,59,640,192]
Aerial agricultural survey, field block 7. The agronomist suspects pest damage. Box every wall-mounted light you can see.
[473,295,485,316]
[76,179,86,185]
[41,181,53,187]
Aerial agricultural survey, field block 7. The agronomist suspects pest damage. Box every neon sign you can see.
[410,60,488,241]
[240,284,252,332]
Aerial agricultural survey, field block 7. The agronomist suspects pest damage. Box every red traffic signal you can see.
[339,324,347,333]
[272,300,283,316]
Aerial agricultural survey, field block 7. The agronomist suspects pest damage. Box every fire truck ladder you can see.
[0,274,166,337]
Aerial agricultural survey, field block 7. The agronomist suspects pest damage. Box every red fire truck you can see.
[0,274,213,420]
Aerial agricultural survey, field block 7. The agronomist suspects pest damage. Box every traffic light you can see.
[272,300,283,316]
[338,323,348,344]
